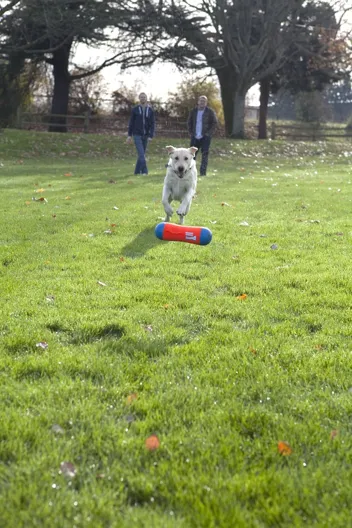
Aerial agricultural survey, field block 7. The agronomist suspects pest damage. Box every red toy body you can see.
[155,222,212,245]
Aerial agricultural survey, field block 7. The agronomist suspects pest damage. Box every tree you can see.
[0,0,159,131]
[137,0,304,138]
[68,69,108,115]
[0,53,40,127]
[258,1,352,138]
[324,78,352,122]
[167,75,224,122]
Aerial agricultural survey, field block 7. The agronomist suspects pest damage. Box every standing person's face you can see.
[139,93,148,104]
[198,96,208,109]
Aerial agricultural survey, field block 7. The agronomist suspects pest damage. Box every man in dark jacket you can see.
[127,92,155,175]
[188,95,218,176]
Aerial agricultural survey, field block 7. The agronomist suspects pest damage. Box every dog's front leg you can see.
[162,187,173,222]
[177,191,193,224]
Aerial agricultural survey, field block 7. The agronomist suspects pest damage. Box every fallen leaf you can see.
[113,206,119,210]
[35,188,45,193]
[249,347,257,355]
[126,393,138,405]
[110,223,116,227]
[108,179,116,184]
[97,280,107,287]
[51,424,64,435]
[64,172,72,177]
[32,196,48,203]
[64,196,71,200]
[270,244,279,250]
[104,230,112,234]
[25,201,31,205]
[277,441,292,456]
[221,202,230,206]
[239,221,249,226]
[144,325,153,332]
[237,293,247,300]
[60,461,77,478]
[45,295,55,302]
[330,429,339,440]
[145,434,160,451]
[36,341,48,349]
[125,414,136,424]
[119,257,125,262]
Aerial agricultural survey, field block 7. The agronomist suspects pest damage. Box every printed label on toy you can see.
[185,232,197,241]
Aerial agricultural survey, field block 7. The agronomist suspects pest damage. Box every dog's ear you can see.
[189,146,198,155]
[166,145,175,154]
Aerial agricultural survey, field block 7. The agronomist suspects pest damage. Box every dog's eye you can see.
[184,157,189,161]
[175,156,179,161]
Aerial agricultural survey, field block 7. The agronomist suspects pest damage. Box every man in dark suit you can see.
[188,95,218,176]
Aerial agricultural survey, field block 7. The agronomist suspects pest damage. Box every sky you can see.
[73,43,260,105]
[73,43,203,101]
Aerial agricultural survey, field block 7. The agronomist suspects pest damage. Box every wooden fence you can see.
[269,122,352,141]
[15,108,193,138]
[14,108,352,140]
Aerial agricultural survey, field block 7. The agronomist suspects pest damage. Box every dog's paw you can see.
[176,206,186,216]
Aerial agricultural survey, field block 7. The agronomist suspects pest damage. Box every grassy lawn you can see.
[0,129,352,527]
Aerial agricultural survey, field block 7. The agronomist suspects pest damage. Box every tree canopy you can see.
[0,0,159,130]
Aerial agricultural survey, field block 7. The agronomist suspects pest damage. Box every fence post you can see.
[16,106,22,129]
[84,109,90,133]
[270,121,276,140]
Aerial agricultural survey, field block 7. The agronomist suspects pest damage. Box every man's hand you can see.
[126,136,132,143]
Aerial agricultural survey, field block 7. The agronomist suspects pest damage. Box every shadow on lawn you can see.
[121,225,164,258]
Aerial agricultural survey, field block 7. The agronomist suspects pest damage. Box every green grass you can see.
[1,129,352,527]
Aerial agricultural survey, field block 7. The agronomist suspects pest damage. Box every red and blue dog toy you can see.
[155,222,212,246]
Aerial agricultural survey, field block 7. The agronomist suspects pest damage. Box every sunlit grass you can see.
[0,129,352,527]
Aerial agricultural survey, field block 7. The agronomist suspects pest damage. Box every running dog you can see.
[162,145,198,225]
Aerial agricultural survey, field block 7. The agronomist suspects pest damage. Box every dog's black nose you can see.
[178,166,184,172]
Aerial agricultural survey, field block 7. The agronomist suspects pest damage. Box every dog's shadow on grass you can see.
[121,226,165,258]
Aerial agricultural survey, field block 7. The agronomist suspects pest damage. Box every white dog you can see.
[162,145,198,225]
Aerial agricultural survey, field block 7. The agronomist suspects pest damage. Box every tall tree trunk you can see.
[49,41,73,133]
[231,91,246,138]
[258,78,270,139]
[216,66,236,137]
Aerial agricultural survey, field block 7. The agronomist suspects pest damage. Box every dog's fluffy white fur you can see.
[162,145,198,225]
